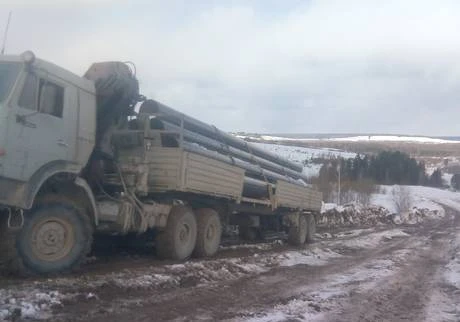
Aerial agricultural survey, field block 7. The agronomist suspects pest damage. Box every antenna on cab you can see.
[1,11,12,55]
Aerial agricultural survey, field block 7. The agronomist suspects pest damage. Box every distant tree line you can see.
[315,151,443,188]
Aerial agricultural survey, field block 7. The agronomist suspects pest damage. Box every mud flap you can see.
[0,215,23,274]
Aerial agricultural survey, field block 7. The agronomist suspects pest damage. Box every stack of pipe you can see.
[139,99,308,199]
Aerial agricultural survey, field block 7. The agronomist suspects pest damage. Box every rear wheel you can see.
[16,202,93,274]
[193,208,222,258]
[156,206,197,260]
[305,214,316,243]
[288,214,307,246]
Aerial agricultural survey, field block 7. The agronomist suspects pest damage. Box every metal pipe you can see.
[182,142,306,187]
[139,99,304,173]
[243,177,273,199]
[155,120,309,182]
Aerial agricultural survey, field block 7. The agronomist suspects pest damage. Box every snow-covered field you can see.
[239,134,460,144]
[252,142,355,178]
[253,142,356,162]
[371,185,460,212]
[328,135,460,144]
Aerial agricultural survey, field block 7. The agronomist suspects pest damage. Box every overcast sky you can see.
[1,0,460,135]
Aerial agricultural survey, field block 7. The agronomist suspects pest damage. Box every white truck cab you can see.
[0,52,96,209]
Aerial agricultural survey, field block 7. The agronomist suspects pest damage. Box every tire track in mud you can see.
[49,229,420,321]
[2,211,456,322]
[316,207,460,322]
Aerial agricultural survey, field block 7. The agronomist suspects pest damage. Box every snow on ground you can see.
[301,163,322,178]
[251,142,355,178]
[277,248,342,267]
[237,134,460,144]
[259,135,316,142]
[443,172,454,187]
[0,225,418,320]
[327,229,409,250]
[253,142,356,162]
[0,244,341,320]
[328,135,460,144]
[0,288,70,320]
[372,185,460,212]
[241,239,421,322]
[444,233,460,289]
[319,203,442,227]
[318,185,460,228]
[424,229,460,322]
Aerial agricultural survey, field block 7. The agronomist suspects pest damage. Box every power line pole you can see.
[1,11,12,55]
[337,164,341,206]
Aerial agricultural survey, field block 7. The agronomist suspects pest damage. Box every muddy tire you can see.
[193,208,222,258]
[288,214,307,246]
[16,202,93,274]
[156,206,197,260]
[305,214,316,244]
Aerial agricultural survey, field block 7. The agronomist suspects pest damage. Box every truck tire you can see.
[305,214,316,244]
[156,206,197,260]
[193,208,222,258]
[16,202,93,274]
[288,214,307,246]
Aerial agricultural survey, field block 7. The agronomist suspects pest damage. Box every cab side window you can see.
[18,74,64,118]
[38,79,64,118]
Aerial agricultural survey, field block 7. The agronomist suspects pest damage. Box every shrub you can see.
[392,186,412,213]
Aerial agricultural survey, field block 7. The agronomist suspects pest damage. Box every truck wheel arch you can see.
[24,162,98,226]
[24,161,80,208]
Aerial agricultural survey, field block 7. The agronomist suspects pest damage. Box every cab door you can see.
[4,69,78,182]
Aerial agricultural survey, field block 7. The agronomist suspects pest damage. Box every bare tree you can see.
[392,185,412,213]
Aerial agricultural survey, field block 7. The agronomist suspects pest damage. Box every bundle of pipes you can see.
[139,99,309,199]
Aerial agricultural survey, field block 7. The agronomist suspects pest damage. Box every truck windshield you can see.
[0,62,20,103]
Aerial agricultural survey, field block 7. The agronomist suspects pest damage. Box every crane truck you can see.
[0,51,322,274]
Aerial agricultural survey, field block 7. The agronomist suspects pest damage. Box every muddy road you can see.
[1,208,459,322]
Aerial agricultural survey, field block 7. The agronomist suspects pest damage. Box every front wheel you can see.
[17,203,93,274]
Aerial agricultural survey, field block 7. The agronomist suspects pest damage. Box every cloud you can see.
[2,0,460,135]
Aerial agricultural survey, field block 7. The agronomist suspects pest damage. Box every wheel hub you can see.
[206,224,216,240]
[179,223,190,243]
[31,218,74,262]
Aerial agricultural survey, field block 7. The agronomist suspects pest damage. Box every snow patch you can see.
[277,248,342,267]
[240,245,414,322]
[371,185,453,214]
[328,229,409,250]
[444,234,460,289]
[0,289,64,320]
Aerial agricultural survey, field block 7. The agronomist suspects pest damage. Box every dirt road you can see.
[1,208,459,322]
